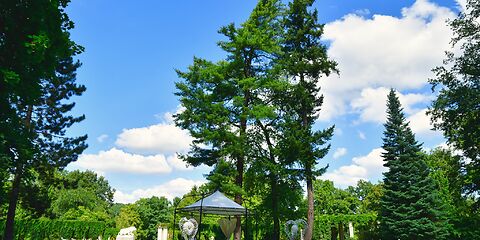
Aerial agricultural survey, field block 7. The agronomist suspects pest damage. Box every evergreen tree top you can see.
[380,89,449,240]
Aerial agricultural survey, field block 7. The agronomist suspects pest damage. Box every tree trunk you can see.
[304,171,314,240]
[233,85,250,240]
[5,106,31,240]
[331,226,338,240]
[271,175,280,240]
[4,169,22,240]
[234,136,244,240]
[258,120,280,240]
[234,164,243,240]
[338,223,345,240]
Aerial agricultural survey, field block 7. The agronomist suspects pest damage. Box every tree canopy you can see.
[428,0,480,208]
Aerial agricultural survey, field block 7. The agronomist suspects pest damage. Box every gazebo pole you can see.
[196,193,205,239]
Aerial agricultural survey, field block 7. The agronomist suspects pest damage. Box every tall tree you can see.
[0,0,86,238]
[425,148,480,239]
[380,89,449,240]
[278,1,337,239]
[175,1,282,239]
[428,0,480,208]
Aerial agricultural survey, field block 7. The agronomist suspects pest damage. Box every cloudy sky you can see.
[65,0,464,203]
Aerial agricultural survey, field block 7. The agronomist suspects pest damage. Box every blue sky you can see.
[65,0,463,203]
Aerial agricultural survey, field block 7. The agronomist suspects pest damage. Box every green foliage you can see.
[346,180,383,240]
[347,180,383,214]
[425,148,480,239]
[0,0,87,237]
[428,0,480,208]
[135,196,172,240]
[46,170,115,224]
[314,180,357,215]
[205,159,243,196]
[60,170,115,205]
[0,219,118,239]
[116,204,141,230]
[277,1,338,238]
[380,89,450,240]
[52,188,99,217]
[313,180,380,240]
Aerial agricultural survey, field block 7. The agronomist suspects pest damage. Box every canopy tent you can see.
[173,190,252,239]
[178,190,247,216]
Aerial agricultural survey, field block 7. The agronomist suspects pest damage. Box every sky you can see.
[64,0,465,203]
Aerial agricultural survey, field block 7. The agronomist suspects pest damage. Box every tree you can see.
[347,180,383,239]
[135,196,171,240]
[116,204,141,230]
[314,180,358,240]
[175,1,283,239]
[277,1,337,239]
[428,0,480,208]
[0,0,86,239]
[347,180,383,215]
[50,170,114,222]
[59,170,115,206]
[425,148,480,239]
[379,89,449,239]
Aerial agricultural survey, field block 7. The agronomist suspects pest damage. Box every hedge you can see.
[0,219,119,239]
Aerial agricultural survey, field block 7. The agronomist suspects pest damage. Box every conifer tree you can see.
[277,1,337,238]
[380,89,449,240]
[175,1,284,238]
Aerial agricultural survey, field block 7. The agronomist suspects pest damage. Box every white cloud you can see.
[350,87,432,124]
[358,131,366,140]
[73,148,172,174]
[166,154,193,171]
[320,148,386,188]
[318,0,456,121]
[97,134,109,143]
[352,148,387,177]
[406,108,441,137]
[321,170,365,187]
[456,0,467,12]
[116,106,192,155]
[115,122,193,155]
[333,147,347,159]
[113,178,206,203]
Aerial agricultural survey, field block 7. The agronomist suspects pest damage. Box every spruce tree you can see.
[380,89,449,240]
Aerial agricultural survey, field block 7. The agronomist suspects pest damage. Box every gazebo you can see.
[174,190,250,239]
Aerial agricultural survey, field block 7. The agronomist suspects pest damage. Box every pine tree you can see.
[175,1,284,238]
[277,1,337,238]
[380,89,449,240]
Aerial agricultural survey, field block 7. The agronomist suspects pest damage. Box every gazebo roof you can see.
[178,190,246,216]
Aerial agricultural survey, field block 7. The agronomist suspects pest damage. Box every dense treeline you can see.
[0,169,172,240]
